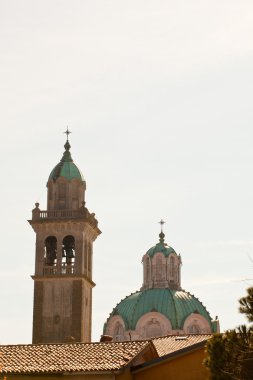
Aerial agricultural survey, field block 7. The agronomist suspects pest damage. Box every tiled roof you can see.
[0,341,150,375]
[152,334,212,357]
[0,335,213,375]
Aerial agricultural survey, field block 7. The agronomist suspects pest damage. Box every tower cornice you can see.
[31,274,96,288]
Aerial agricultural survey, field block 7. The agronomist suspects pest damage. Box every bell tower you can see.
[29,131,101,344]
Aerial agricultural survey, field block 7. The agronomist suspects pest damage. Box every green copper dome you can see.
[48,140,84,182]
[105,288,214,331]
[104,226,219,338]
[146,231,176,257]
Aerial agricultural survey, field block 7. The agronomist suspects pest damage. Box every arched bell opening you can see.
[44,236,57,266]
[62,235,75,267]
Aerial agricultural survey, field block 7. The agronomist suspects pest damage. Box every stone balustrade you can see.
[38,209,83,219]
[43,263,75,276]
[31,204,98,227]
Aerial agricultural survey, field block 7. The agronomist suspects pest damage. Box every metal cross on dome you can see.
[159,219,166,232]
[64,127,72,141]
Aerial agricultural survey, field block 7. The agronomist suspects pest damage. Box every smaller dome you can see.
[146,231,177,257]
[146,242,176,258]
[48,140,84,182]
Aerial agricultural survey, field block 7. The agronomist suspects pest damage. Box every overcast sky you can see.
[1,0,253,343]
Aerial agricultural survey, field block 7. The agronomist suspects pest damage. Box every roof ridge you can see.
[0,339,150,348]
[151,333,213,341]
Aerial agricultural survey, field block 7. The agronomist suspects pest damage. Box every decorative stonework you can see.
[135,312,172,339]
[105,315,126,341]
[183,312,213,334]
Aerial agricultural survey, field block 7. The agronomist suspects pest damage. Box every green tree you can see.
[204,333,233,380]
[239,287,253,323]
[236,324,253,380]
[204,287,253,380]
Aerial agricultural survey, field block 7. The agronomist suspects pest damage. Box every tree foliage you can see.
[204,287,253,380]
[239,287,253,323]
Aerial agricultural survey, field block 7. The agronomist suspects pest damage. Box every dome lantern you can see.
[142,221,182,291]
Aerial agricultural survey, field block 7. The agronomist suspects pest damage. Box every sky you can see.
[0,0,253,343]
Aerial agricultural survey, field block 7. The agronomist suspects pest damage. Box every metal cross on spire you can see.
[159,219,166,232]
[64,127,72,141]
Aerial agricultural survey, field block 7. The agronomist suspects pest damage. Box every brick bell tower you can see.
[29,130,101,344]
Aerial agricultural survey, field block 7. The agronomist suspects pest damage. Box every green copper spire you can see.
[48,129,84,182]
[159,219,166,243]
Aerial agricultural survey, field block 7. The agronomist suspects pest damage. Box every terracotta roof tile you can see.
[0,341,150,375]
[152,334,212,357]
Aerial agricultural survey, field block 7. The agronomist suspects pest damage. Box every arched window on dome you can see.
[58,182,67,209]
[156,255,163,281]
[48,183,53,201]
[47,181,55,210]
[113,322,124,342]
[174,264,178,282]
[71,181,78,209]
[146,318,162,339]
[169,256,175,278]
[145,257,151,283]
[188,324,201,334]
[183,313,211,334]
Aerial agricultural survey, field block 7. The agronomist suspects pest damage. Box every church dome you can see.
[104,224,219,341]
[105,288,213,332]
[48,140,84,182]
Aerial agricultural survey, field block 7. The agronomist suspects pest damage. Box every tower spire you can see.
[158,219,165,243]
[159,219,165,232]
[64,126,71,141]
[63,127,71,152]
